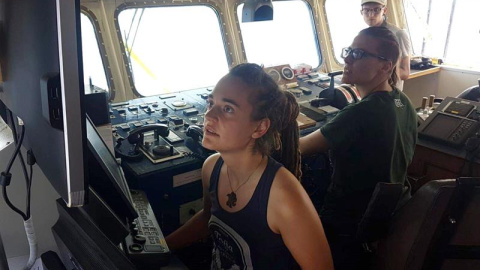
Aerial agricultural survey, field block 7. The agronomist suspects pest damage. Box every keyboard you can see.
[125,189,171,269]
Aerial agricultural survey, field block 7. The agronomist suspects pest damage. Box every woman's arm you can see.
[268,168,334,270]
[165,153,220,250]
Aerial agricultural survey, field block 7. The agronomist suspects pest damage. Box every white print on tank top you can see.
[209,215,253,270]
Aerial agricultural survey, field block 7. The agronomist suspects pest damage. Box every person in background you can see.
[300,27,417,269]
[361,0,412,90]
[166,63,333,270]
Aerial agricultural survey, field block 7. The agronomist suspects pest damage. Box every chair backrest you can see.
[375,178,480,270]
[456,80,480,102]
[356,182,404,243]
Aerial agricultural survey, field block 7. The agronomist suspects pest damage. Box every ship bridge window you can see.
[237,0,320,68]
[325,0,365,65]
[81,13,110,93]
[405,0,480,69]
[117,6,229,96]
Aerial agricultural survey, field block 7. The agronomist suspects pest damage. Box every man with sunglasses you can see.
[300,27,417,269]
[361,0,412,90]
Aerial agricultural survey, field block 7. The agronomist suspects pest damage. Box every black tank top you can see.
[208,156,299,270]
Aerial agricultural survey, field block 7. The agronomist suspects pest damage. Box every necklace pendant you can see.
[226,192,237,208]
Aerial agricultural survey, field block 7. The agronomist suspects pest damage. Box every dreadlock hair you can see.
[359,26,401,87]
[228,63,302,180]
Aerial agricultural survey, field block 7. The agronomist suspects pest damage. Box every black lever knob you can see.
[134,235,147,244]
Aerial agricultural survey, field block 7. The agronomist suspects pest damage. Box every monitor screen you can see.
[0,0,87,206]
[422,113,460,140]
[86,116,137,224]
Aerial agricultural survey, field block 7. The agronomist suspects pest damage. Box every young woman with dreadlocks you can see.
[166,63,333,270]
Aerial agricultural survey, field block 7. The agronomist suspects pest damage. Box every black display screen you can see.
[422,113,460,140]
[444,101,474,117]
[86,116,137,224]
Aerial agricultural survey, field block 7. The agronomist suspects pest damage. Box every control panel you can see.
[111,87,212,235]
[419,97,480,147]
[125,189,171,269]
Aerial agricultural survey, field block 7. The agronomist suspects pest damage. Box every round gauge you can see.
[172,100,187,107]
[281,67,295,80]
[267,69,281,83]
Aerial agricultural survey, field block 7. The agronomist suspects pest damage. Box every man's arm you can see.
[398,55,410,80]
[397,29,412,80]
[299,129,330,156]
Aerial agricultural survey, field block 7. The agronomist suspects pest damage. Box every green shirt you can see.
[319,88,417,231]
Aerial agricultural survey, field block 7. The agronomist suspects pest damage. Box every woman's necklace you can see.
[225,156,264,208]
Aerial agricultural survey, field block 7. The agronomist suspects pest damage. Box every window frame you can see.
[404,0,480,70]
[80,7,115,99]
[113,1,233,97]
[405,0,455,58]
[233,0,323,69]
[322,0,369,67]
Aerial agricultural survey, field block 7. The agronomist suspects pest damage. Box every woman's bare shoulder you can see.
[201,153,221,185]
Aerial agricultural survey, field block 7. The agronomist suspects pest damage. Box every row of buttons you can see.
[450,120,474,141]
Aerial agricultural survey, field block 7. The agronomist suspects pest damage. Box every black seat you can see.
[320,181,405,270]
[375,178,480,270]
[356,182,404,244]
[456,80,480,102]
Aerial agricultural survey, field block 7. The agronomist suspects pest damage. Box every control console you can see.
[112,89,209,235]
[419,97,480,147]
[125,189,171,269]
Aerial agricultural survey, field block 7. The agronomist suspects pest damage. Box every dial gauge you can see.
[267,69,281,83]
[281,67,295,80]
